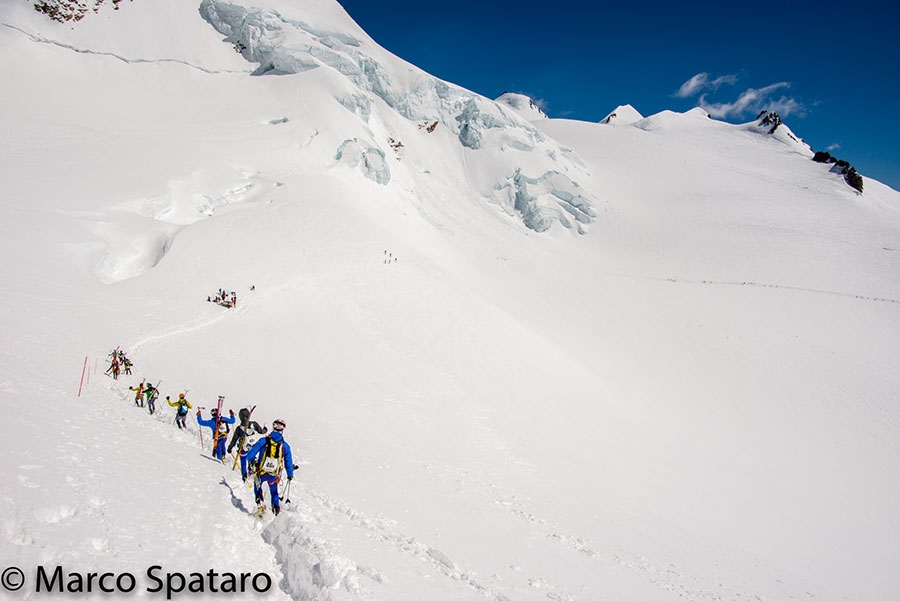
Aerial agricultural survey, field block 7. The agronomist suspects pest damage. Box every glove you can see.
[229,409,234,415]
[196,410,201,416]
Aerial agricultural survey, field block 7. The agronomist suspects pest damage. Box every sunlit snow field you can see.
[1,1,899,600]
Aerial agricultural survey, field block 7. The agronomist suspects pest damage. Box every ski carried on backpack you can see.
[147,379,161,415]
[212,395,224,457]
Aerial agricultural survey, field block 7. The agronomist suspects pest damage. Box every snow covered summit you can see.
[495,92,549,121]
[601,103,644,124]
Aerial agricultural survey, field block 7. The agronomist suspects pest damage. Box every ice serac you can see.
[197,0,597,233]
[335,139,390,185]
[494,170,596,233]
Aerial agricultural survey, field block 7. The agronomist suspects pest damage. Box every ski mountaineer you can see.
[129,381,145,407]
[167,393,192,429]
[246,419,294,516]
[145,383,160,415]
[196,407,235,461]
[228,407,267,455]
[234,421,266,481]
[105,352,118,376]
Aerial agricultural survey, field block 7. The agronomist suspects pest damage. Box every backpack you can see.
[258,437,283,475]
[177,402,188,416]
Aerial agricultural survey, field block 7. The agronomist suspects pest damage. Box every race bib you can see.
[261,456,279,473]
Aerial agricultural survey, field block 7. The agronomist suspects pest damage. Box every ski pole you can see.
[280,479,291,503]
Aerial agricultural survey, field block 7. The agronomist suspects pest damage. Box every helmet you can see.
[273,419,286,431]
[211,408,219,416]
[179,393,185,399]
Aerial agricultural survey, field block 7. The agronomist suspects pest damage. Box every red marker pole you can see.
[77,356,88,397]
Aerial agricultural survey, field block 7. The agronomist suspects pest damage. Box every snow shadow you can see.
[219,476,252,514]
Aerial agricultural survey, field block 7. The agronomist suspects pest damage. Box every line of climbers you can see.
[193,401,295,517]
[105,348,132,380]
[114,353,294,517]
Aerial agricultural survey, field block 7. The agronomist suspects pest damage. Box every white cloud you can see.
[765,96,806,118]
[827,142,842,152]
[675,72,739,98]
[700,82,805,119]
[676,73,710,98]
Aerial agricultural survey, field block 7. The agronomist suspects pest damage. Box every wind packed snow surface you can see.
[1,1,900,601]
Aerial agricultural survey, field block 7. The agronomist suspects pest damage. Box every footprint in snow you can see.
[34,505,77,524]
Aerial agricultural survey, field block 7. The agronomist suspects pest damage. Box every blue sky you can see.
[338,0,900,192]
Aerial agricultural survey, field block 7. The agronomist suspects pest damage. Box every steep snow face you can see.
[495,92,549,121]
[601,103,643,124]
[197,0,598,233]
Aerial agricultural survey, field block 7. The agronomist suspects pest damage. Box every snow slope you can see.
[1,1,899,601]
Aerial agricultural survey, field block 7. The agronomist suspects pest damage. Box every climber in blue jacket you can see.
[246,419,294,515]
[196,405,235,461]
